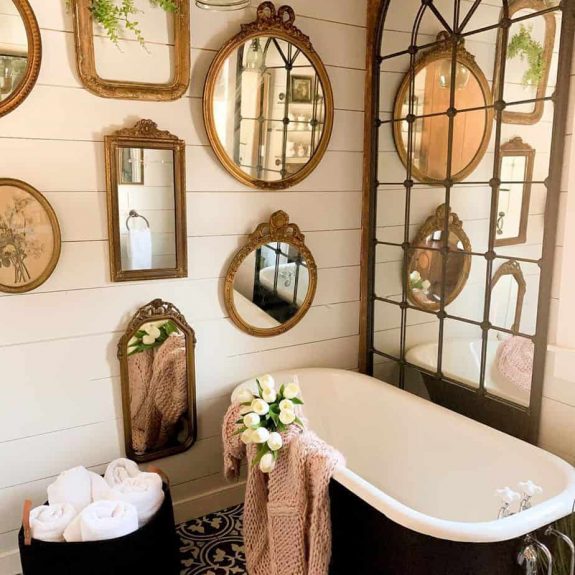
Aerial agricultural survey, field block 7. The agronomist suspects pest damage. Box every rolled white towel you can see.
[29,503,77,542]
[64,501,138,542]
[104,458,141,487]
[98,472,164,527]
[47,466,101,513]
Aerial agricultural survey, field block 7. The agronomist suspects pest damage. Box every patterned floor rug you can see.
[178,504,247,575]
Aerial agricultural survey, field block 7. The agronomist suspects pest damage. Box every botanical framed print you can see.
[0,179,61,293]
[290,75,313,103]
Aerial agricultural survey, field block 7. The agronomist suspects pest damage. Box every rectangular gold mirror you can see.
[105,119,187,282]
[71,0,190,101]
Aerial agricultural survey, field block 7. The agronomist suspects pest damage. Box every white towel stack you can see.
[28,459,164,543]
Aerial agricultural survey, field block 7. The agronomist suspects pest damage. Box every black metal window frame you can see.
[365,0,575,442]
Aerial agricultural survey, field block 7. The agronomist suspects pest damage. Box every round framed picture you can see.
[0,179,61,293]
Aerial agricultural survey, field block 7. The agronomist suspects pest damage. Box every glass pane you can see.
[442,319,484,388]
[373,358,401,386]
[446,254,487,323]
[375,244,403,302]
[373,299,402,359]
[405,308,440,372]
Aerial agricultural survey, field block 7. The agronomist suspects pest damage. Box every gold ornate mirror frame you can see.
[407,204,472,311]
[493,0,556,125]
[491,259,526,334]
[203,2,334,190]
[71,0,190,100]
[117,299,197,463]
[104,119,187,282]
[495,137,535,247]
[224,210,318,337]
[393,33,494,184]
[0,0,41,118]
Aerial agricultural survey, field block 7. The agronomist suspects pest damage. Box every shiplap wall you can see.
[0,1,366,572]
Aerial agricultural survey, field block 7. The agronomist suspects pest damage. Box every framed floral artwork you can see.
[0,179,61,293]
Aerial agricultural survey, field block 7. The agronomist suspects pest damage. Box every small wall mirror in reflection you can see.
[0,0,41,117]
[203,2,334,190]
[118,299,197,462]
[105,120,187,282]
[393,32,493,184]
[407,204,472,312]
[495,137,535,247]
[224,211,317,337]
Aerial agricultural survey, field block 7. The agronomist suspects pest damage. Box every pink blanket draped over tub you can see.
[222,403,344,575]
[496,336,534,391]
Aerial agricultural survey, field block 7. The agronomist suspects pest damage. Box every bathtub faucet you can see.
[518,481,543,512]
[518,536,553,575]
[496,487,521,518]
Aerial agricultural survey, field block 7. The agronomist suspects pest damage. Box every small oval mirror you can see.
[0,0,41,117]
[224,211,317,336]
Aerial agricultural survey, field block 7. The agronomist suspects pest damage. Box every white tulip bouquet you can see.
[235,375,304,474]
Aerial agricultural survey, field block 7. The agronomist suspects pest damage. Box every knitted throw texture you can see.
[223,403,344,575]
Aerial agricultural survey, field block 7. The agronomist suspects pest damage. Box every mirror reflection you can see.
[117,147,176,271]
[0,0,28,103]
[119,299,197,462]
[225,211,317,337]
[233,241,310,329]
[212,37,326,184]
[393,34,493,183]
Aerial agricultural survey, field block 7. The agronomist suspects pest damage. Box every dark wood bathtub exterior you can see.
[329,480,529,574]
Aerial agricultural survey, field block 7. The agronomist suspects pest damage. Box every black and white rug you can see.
[178,505,247,575]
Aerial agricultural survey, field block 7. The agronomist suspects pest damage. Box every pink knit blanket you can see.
[223,403,344,575]
[496,336,534,391]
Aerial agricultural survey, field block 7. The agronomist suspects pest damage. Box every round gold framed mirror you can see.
[407,204,471,311]
[0,0,41,118]
[393,33,493,184]
[203,2,334,190]
[224,211,317,337]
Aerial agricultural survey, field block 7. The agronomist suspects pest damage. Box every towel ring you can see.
[126,210,150,231]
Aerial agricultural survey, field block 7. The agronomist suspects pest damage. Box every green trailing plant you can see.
[66,0,178,47]
[507,24,545,88]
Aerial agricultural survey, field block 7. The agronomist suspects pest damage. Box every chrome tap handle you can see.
[518,543,539,575]
[518,481,543,512]
[546,526,575,575]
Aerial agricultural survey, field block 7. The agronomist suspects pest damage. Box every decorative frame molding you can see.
[407,204,472,312]
[104,119,187,282]
[491,259,527,334]
[493,0,557,125]
[224,210,318,337]
[392,32,494,185]
[203,2,334,190]
[495,137,535,247]
[71,0,190,101]
[0,0,42,118]
[0,178,61,294]
[117,299,197,463]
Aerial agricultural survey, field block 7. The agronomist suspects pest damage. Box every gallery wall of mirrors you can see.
[365,0,574,441]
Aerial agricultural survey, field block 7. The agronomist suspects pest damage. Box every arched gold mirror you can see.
[224,211,317,337]
[0,0,41,118]
[490,260,527,334]
[393,32,493,184]
[203,2,334,190]
[407,205,471,311]
[118,299,197,463]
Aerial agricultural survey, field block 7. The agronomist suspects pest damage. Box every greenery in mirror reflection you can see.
[508,25,545,87]
[127,320,180,355]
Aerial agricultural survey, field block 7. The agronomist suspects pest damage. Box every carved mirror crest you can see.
[224,210,318,337]
[105,119,187,282]
[203,2,334,190]
[118,299,197,463]
[70,0,190,101]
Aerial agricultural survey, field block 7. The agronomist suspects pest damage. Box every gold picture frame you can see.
[491,259,527,334]
[117,299,197,463]
[70,0,190,101]
[224,210,318,337]
[0,179,61,293]
[203,2,334,190]
[0,0,42,118]
[104,119,187,282]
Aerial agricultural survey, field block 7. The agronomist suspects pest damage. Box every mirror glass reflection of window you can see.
[117,147,176,271]
[0,0,28,102]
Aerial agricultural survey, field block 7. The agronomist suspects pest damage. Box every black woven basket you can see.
[18,474,180,575]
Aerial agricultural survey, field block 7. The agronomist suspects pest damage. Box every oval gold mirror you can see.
[203,2,334,190]
[118,299,197,463]
[224,211,317,336]
[393,33,493,184]
[0,0,41,117]
[407,204,471,311]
